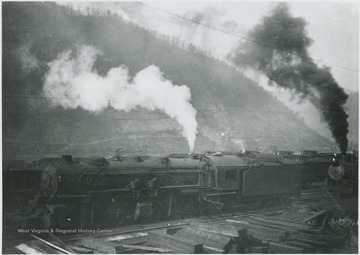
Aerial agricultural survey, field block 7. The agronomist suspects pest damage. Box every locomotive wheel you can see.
[93,200,135,226]
[105,203,131,225]
[172,196,199,218]
[107,203,122,219]
[150,194,186,220]
[39,165,58,199]
[151,196,174,220]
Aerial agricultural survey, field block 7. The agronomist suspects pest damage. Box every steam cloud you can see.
[229,3,349,154]
[43,45,198,152]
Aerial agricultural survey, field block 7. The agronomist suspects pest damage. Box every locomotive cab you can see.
[200,153,249,205]
[199,152,307,208]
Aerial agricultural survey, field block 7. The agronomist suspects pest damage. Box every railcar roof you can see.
[25,155,200,171]
[107,156,199,169]
[243,153,282,161]
[107,157,167,169]
[204,155,248,167]
[169,158,200,168]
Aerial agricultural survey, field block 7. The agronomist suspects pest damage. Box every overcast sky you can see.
[65,1,359,93]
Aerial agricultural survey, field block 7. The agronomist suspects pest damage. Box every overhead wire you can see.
[135,1,358,74]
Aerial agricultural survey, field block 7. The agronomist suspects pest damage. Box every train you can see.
[3,150,358,229]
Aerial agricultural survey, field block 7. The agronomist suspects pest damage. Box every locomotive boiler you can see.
[3,150,357,229]
[4,154,203,228]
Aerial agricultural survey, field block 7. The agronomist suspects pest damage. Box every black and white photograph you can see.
[2,1,358,253]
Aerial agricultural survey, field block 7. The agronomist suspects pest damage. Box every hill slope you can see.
[2,2,336,160]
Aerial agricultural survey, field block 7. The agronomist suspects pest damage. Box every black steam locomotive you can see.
[3,150,357,229]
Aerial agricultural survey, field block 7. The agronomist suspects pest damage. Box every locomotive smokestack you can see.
[229,3,349,154]
[43,45,198,152]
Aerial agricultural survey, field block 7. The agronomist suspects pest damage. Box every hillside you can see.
[2,2,337,160]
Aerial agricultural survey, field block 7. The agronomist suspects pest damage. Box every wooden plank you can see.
[112,236,147,245]
[224,220,290,241]
[237,221,291,238]
[147,237,200,254]
[195,220,282,242]
[320,216,327,230]
[302,210,327,223]
[203,245,225,254]
[248,215,313,230]
[147,230,203,254]
[103,232,148,245]
[93,250,109,254]
[81,237,126,254]
[287,241,315,250]
[122,244,173,253]
[30,234,72,254]
[175,226,233,251]
[268,242,305,253]
[68,245,94,254]
[250,246,269,253]
[293,233,329,242]
[276,212,314,222]
[262,214,313,225]
[148,230,203,253]
[103,232,147,242]
[235,217,301,232]
[28,240,62,254]
[291,236,327,247]
[48,232,77,254]
[262,210,286,217]
[293,232,345,243]
[189,222,238,237]
[246,218,322,234]
[15,243,46,254]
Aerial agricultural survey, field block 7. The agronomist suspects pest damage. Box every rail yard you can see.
[2,150,358,254]
[5,186,358,254]
[3,1,359,254]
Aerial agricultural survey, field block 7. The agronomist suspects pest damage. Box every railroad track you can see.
[10,188,357,254]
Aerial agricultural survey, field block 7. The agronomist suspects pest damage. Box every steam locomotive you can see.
[3,150,357,229]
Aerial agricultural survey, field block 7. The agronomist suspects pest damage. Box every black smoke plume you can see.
[229,3,349,154]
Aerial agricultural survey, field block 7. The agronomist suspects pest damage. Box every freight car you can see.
[3,150,357,229]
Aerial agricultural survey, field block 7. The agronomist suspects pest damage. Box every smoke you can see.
[60,2,242,59]
[43,45,198,152]
[229,3,349,154]
[172,5,243,58]
[17,43,39,73]
[243,69,336,143]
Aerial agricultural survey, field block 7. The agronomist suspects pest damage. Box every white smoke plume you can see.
[43,45,198,151]
[243,69,333,140]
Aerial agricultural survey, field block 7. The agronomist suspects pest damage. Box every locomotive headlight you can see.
[328,164,345,181]
[332,153,340,167]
